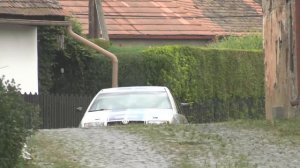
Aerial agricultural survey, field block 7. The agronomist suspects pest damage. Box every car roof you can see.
[100,86,168,93]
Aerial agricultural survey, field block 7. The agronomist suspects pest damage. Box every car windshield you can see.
[89,91,172,112]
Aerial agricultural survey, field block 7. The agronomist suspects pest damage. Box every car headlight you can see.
[146,120,169,125]
[83,121,105,128]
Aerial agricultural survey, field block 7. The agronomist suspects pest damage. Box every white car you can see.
[79,86,188,128]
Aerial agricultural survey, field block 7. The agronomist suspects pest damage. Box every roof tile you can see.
[58,0,262,38]
[0,0,65,16]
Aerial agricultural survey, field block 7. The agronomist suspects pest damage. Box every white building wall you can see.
[0,24,38,94]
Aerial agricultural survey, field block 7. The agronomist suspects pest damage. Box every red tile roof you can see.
[194,0,262,33]
[0,0,65,17]
[59,0,262,39]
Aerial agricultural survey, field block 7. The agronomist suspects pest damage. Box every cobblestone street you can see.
[31,123,300,168]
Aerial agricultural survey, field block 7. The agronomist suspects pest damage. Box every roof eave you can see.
[0,8,65,17]
[0,18,69,26]
[109,34,216,40]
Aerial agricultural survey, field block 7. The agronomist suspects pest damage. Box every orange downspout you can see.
[67,25,118,88]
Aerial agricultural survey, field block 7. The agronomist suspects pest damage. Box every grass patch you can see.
[227,119,300,143]
[23,132,81,168]
[114,124,255,168]
[215,155,256,168]
[16,158,39,168]
[176,154,196,168]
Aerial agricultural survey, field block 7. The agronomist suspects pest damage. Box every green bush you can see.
[143,46,264,101]
[37,25,264,121]
[37,26,64,93]
[90,38,111,49]
[142,46,264,121]
[208,34,263,50]
[0,77,39,168]
[38,22,122,94]
[51,47,148,94]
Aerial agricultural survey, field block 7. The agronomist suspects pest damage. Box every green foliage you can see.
[208,34,263,50]
[69,18,83,35]
[0,77,39,168]
[37,24,264,121]
[38,23,111,94]
[90,38,111,49]
[108,45,148,54]
[142,46,197,101]
[37,26,65,93]
[142,46,264,121]
[118,52,148,86]
[143,46,264,101]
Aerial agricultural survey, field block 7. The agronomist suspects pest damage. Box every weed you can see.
[25,132,81,168]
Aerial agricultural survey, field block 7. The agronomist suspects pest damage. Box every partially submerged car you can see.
[80,86,188,128]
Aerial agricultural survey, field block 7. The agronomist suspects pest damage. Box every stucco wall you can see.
[263,0,297,120]
[0,24,38,94]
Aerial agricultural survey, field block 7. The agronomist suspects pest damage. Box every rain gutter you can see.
[67,25,118,88]
[0,18,69,26]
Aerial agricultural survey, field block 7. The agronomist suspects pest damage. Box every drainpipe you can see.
[291,0,300,106]
[67,25,118,87]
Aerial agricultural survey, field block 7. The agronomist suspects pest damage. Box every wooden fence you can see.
[23,93,93,129]
[23,94,265,129]
[180,98,265,123]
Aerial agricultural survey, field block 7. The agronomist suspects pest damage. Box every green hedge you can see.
[142,46,264,102]
[37,26,264,121]
[0,77,39,167]
[141,46,264,121]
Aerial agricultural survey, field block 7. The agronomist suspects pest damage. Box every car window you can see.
[89,91,172,111]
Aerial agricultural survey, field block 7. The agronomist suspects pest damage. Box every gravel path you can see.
[34,124,300,168]
[192,124,300,168]
[39,128,170,168]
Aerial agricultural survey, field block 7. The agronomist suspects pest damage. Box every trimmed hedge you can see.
[141,46,264,121]
[37,25,264,121]
[142,46,264,102]
[0,78,39,167]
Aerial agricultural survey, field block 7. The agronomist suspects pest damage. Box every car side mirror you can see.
[76,107,83,112]
[180,102,193,110]
[180,103,190,107]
